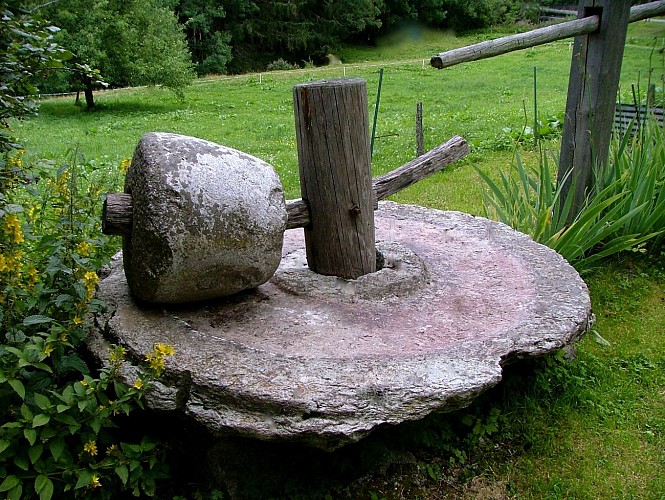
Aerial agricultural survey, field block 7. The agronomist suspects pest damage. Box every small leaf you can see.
[33,414,50,427]
[14,453,29,471]
[49,437,65,461]
[0,439,10,455]
[8,483,23,500]
[21,404,34,421]
[9,379,25,399]
[28,443,43,464]
[0,475,19,492]
[53,414,77,426]
[24,428,37,446]
[35,474,54,500]
[55,294,73,307]
[22,315,53,326]
[74,470,92,490]
[115,464,129,485]
[33,393,51,411]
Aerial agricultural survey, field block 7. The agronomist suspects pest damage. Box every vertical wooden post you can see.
[293,78,376,279]
[416,102,424,157]
[557,0,631,216]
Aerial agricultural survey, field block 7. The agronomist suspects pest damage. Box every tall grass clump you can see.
[1,149,172,498]
[477,115,665,271]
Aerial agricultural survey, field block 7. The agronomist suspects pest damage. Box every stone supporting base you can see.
[88,202,593,450]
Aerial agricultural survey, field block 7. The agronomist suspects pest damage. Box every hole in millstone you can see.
[375,248,385,271]
[374,245,403,271]
[273,243,427,301]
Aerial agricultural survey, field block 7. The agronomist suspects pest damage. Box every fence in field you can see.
[430,0,665,217]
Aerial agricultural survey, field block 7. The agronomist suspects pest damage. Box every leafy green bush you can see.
[502,111,565,147]
[0,6,70,152]
[1,151,172,498]
[476,116,665,271]
[266,58,299,71]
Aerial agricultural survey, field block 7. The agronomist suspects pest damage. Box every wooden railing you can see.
[430,0,665,218]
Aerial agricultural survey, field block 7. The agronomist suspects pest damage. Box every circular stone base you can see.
[89,202,592,450]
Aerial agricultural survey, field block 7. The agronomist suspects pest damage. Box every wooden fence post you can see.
[557,0,631,216]
[416,102,424,157]
[293,79,376,279]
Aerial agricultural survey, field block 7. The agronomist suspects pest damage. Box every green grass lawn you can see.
[10,19,665,499]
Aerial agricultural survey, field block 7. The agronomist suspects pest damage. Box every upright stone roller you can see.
[121,132,287,303]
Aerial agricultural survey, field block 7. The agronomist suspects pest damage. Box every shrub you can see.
[0,151,172,498]
[476,115,665,271]
[266,58,299,71]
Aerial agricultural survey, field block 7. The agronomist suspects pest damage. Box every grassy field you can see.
[11,20,665,499]
[14,20,664,212]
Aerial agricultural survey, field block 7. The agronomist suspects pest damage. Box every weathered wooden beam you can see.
[630,0,665,22]
[430,0,665,69]
[430,17,598,69]
[285,135,468,229]
[104,136,470,236]
[372,135,468,202]
[557,0,632,216]
[540,7,577,17]
[102,193,133,236]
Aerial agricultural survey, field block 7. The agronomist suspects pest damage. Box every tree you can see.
[175,0,232,76]
[0,2,70,152]
[40,0,195,108]
[221,0,383,72]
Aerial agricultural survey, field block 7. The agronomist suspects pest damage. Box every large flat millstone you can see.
[89,202,593,450]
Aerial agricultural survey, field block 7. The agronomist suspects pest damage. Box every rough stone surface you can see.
[89,202,593,450]
[123,132,286,303]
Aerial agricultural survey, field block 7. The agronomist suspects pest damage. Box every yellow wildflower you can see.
[83,271,99,300]
[106,444,119,456]
[27,267,39,286]
[89,475,101,488]
[119,158,131,173]
[3,214,24,245]
[55,170,69,196]
[27,205,39,222]
[145,343,174,376]
[43,345,54,357]
[109,345,127,364]
[0,254,7,273]
[75,241,91,257]
[83,441,98,456]
[73,316,84,326]
[59,333,69,342]
[80,379,89,387]
[132,380,143,390]
[154,343,175,357]
[146,352,166,375]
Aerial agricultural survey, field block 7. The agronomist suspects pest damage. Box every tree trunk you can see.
[83,76,95,109]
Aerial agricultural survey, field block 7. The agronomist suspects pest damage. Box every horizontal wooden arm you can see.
[103,135,470,235]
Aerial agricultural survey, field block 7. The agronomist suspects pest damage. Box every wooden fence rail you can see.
[431,0,665,70]
[431,0,665,219]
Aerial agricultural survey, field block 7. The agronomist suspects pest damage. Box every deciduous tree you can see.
[0,2,70,151]
[40,0,195,108]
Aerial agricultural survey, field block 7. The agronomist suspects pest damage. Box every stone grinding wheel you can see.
[122,132,287,303]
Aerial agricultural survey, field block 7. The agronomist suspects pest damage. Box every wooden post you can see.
[293,79,375,279]
[416,102,424,157]
[557,0,631,216]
